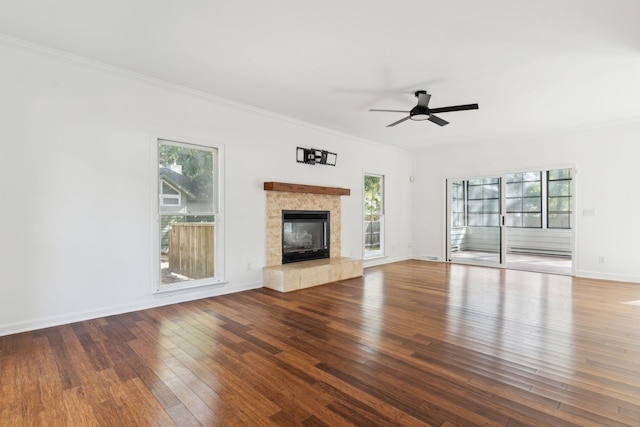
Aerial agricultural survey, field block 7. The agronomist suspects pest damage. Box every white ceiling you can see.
[1,0,639,150]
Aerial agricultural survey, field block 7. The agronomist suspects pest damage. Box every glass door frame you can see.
[446,167,576,275]
[446,175,507,267]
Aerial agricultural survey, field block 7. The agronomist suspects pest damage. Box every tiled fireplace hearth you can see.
[263,182,363,292]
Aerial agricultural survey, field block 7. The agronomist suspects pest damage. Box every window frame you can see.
[159,180,182,207]
[450,181,466,228]
[451,169,573,231]
[547,168,573,229]
[466,178,501,227]
[154,137,225,293]
[363,172,385,260]
[505,171,542,228]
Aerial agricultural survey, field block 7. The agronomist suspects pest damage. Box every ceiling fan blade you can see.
[387,116,411,127]
[369,109,410,113]
[429,103,479,114]
[416,92,431,108]
[428,115,449,126]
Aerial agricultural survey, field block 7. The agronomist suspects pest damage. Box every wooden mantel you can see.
[264,182,350,196]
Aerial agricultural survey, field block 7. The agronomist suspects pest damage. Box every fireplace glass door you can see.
[282,210,329,263]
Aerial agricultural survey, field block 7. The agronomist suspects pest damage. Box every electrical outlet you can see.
[598,256,605,264]
[246,262,252,271]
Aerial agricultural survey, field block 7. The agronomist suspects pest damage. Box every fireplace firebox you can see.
[282,210,330,264]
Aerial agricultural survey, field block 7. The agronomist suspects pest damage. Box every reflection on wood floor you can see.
[451,250,572,275]
[2,260,640,426]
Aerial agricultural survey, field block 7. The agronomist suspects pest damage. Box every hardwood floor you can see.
[2,260,640,426]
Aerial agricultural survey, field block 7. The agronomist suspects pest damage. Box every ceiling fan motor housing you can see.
[411,91,430,120]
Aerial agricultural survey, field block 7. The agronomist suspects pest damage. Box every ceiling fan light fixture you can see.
[410,113,429,121]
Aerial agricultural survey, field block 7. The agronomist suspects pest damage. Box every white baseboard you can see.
[363,255,412,268]
[415,255,441,262]
[574,270,640,284]
[0,281,263,337]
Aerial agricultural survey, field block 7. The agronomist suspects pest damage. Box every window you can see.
[160,181,181,207]
[158,139,220,289]
[451,169,572,230]
[547,168,572,228]
[466,178,500,227]
[364,173,384,258]
[450,181,465,228]
[505,172,542,228]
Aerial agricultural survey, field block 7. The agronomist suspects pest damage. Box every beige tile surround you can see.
[263,189,363,292]
[263,257,363,292]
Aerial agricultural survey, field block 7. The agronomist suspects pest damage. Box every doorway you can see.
[446,169,573,275]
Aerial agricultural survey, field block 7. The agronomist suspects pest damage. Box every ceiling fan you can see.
[369,90,478,127]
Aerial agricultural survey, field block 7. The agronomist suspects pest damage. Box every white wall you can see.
[412,121,640,283]
[4,37,637,337]
[0,41,414,335]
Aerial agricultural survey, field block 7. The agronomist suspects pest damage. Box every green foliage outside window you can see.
[364,174,382,219]
[159,144,214,200]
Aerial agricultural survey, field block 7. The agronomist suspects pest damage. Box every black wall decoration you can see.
[296,147,337,166]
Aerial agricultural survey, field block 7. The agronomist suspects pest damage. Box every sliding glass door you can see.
[447,176,505,266]
[447,169,574,274]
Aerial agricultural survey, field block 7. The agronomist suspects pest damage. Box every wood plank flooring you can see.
[2,260,640,426]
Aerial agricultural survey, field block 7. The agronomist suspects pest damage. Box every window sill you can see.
[154,278,226,295]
